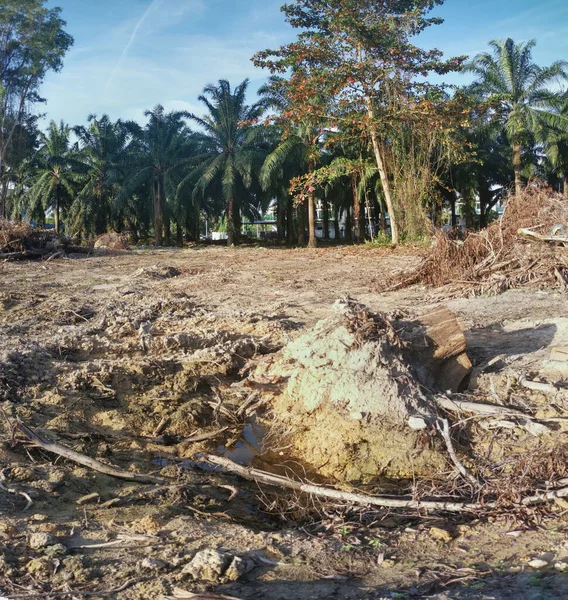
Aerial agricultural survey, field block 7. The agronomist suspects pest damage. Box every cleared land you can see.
[1,246,568,600]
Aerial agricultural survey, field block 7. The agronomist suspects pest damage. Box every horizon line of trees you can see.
[1,0,567,247]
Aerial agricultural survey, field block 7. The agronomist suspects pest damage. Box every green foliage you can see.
[0,0,73,217]
[187,79,269,246]
[465,38,568,194]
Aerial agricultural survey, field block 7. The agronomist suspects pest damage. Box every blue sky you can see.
[42,0,568,127]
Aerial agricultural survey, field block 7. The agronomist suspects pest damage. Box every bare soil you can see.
[1,245,568,600]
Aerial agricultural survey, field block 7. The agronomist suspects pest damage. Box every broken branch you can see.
[196,454,489,513]
[17,422,166,485]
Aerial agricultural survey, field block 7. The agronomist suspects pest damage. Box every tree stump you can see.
[398,306,472,393]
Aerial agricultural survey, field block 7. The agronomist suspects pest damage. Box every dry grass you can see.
[384,186,568,296]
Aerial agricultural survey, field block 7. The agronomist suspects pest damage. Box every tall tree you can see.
[0,0,73,217]
[466,38,568,197]
[253,0,464,244]
[25,120,78,232]
[69,115,129,237]
[259,77,326,246]
[120,106,193,245]
[542,94,568,197]
[187,79,266,246]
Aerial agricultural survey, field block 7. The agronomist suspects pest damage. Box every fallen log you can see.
[17,422,166,484]
[197,454,568,513]
[434,396,524,418]
[197,454,489,513]
[517,228,568,245]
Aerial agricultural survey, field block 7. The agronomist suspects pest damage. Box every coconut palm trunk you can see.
[352,175,361,243]
[323,200,329,239]
[512,142,523,197]
[307,160,318,247]
[153,179,163,245]
[54,191,60,233]
[227,196,235,246]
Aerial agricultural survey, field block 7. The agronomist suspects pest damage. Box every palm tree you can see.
[259,76,324,247]
[25,120,80,232]
[543,94,568,197]
[119,105,193,245]
[186,79,266,246]
[260,123,322,247]
[69,114,129,237]
[466,38,568,196]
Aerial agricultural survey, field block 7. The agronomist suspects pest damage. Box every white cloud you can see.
[40,0,285,128]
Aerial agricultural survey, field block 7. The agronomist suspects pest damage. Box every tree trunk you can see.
[277,196,286,241]
[307,161,317,248]
[164,211,171,246]
[54,190,60,234]
[297,201,306,246]
[478,173,491,229]
[153,179,163,246]
[450,195,457,228]
[0,173,6,220]
[512,142,522,197]
[308,195,317,247]
[352,175,361,243]
[227,196,235,246]
[344,207,352,244]
[287,196,295,245]
[564,173,568,199]
[176,220,183,247]
[364,189,375,240]
[333,209,340,241]
[323,199,330,240]
[365,98,399,244]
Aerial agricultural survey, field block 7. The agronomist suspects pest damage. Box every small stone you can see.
[554,562,568,572]
[182,549,230,582]
[26,557,51,578]
[28,514,48,523]
[45,544,67,557]
[29,532,55,550]
[141,557,166,571]
[408,416,428,430]
[528,559,549,569]
[224,556,254,581]
[429,527,453,542]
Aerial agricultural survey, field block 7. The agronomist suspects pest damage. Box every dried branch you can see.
[17,422,166,484]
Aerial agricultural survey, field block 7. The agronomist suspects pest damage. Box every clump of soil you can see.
[93,232,129,250]
[258,299,446,481]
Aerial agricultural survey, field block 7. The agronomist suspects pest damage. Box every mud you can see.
[1,246,568,599]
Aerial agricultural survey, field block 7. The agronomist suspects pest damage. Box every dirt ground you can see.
[1,245,568,600]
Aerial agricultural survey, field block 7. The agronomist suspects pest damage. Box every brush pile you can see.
[0,220,73,260]
[384,186,568,296]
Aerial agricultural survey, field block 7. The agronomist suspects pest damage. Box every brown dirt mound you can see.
[383,186,568,296]
[257,299,448,482]
[94,232,130,250]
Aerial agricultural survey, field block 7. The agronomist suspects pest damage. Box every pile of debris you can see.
[0,220,73,260]
[384,186,568,296]
[252,299,472,481]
